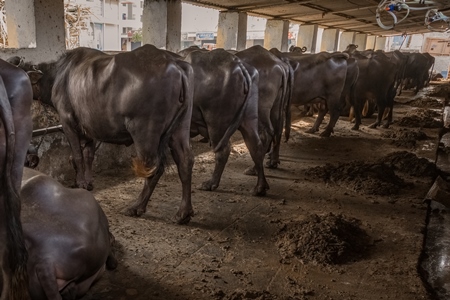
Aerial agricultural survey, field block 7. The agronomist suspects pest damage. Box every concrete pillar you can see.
[339,31,355,51]
[5,0,36,48]
[167,1,182,52]
[297,24,319,53]
[264,19,289,52]
[353,33,367,50]
[0,0,65,62]
[320,28,339,52]
[216,11,247,51]
[142,0,182,52]
[375,36,387,51]
[366,35,376,50]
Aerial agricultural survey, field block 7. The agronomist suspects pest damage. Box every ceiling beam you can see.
[181,0,450,37]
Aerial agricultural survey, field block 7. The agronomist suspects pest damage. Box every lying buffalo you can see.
[17,45,195,224]
[15,167,117,299]
[0,58,33,299]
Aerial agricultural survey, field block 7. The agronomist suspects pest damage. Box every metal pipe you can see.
[32,125,63,137]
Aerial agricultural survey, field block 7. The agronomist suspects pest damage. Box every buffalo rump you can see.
[21,45,195,224]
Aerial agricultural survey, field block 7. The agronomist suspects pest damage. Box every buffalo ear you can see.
[355,44,359,49]
[27,70,43,84]
[6,56,23,67]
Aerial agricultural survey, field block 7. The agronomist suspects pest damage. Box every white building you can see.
[66,0,143,51]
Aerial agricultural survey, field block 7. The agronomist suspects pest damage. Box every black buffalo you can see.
[344,46,398,129]
[235,45,290,169]
[270,49,349,137]
[21,45,195,224]
[0,58,33,299]
[402,52,435,94]
[20,167,117,299]
[183,48,270,196]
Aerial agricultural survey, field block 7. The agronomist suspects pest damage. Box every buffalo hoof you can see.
[73,181,91,190]
[198,180,218,191]
[305,128,318,134]
[382,122,391,129]
[244,167,257,176]
[265,161,279,169]
[368,123,378,129]
[351,125,360,131]
[253,185,269,197]
[319,130,332,137]
[175,209,195,225]
[122,206,146,217]
[86,182,94,191]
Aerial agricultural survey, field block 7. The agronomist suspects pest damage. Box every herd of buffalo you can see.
[0,43,435,299]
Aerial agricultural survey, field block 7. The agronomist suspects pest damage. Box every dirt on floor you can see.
[78,86,446,300]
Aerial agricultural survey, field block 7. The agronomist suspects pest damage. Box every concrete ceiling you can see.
[183,0,450,36]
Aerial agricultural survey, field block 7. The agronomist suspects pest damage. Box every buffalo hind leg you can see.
[266,108,284,169]
[304,114,321,134]
[349,90,361,131]
[244,130,281,172]
[123,170,163,217]
[266,132,280,169]
[82,139,95,191]
[169,130,194,224]
[239,123,269,196]
[320,103,341,137]
[122,168,164,217]
[60,122,90,190]
[122,131,165,218]
[382,87,396,128]
[306,103,327,134]
[368,100,386,129]
[199,141,231,192]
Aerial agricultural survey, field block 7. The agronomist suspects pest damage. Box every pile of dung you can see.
[379,151,436,178]
[381,129,428,148]
[408,97,443,109]
[427,86,450,98]
[213,290,277,300]
[305,161,407,195]
[397,108,442,128]
[276,213,371,265]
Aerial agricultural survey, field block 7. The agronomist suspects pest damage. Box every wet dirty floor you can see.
[79,87,446,300]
